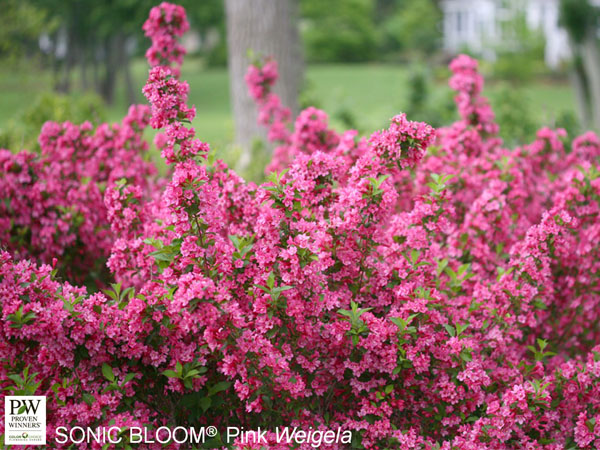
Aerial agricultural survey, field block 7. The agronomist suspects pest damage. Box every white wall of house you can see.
[442,0,498,60]
[440,0,593,69]
[525,0,569,68]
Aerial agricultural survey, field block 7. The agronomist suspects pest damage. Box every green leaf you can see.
[228,235,241,249]
[200,396,211,412]
[536,339,548,352]
[436,258,449,276]
[162,370,179,379]
[337,309,353,318]
[390,314,418,333]
[185,369,201,378]
[410,249,420,265]
[7,374,23,385]
[272,285,294,294]
[456,323,469,336]
[123,373,137,383]
[82,393,95,406]
[208,381,231,396]
[443,324,456,337]
[267,272,275,290]
[460,349,473,362]
[255,284,270,293]
[102,364,115,382]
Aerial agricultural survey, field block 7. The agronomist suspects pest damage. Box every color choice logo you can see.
[4,396,46,445]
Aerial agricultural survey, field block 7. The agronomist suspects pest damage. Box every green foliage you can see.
[301,0,378,62]
[490,84,538,146]
[255,271,294,312]
[427,173,455,196]
[527,339,556,362]
[559,0,599,44]
[162,361,209,390]
[338,300,373,345]
[404,65,457,128]
[379,0,441,58]
[492,11,547,84]
[555,110,581,142]
[221,138,271,185]
[0,91,105,151]
[7,306,37,329]
[204,38,228,67]
[182,0,226,66]
[3,365,41,396]
[0,0,54,64]
[301,0,441,62]
[490,84,581,147]
[104,282,135,310]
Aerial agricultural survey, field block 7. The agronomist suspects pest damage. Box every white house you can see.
[440,0,600,68]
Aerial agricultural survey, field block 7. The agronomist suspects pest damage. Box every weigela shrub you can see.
[0,105,158,286]
[2,2,600,449]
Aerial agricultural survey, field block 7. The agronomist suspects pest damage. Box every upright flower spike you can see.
[449,54,498,135]
[142,3,208,164]
[246,57,343,173]
[143,1,189,74]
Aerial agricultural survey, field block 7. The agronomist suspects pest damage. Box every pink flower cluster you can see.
[143,1,189,75]
[2,4,600,449]
[245,59,344,172]
[142,3,208,165]
[369,113,435,169]
[0,105,157,285]
[142,65,208,164]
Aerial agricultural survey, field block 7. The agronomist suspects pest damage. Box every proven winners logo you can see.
[4,396,46,445]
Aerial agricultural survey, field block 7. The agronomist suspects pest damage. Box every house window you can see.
[457,10,464,35]
[456,10,470,37]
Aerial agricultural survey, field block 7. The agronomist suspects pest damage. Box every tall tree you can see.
[560,0,600,130]
[225,0,303,169]
[379,0,441,58]
[0,0,50,64]
[301,0,377,62]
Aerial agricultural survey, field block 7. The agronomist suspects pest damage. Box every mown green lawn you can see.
[0,59,577,158]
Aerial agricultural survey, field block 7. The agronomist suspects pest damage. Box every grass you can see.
[0,65,53,126]
[0,59,577,159]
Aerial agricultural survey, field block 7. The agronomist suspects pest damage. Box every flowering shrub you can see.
[2,2,600,449]
[0,105,157,286]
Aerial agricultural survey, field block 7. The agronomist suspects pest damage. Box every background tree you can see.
[29,0,157,104]
[301,0,377,62]
[0,0,52,65]
[378,0,441,60]
[225,0,303,168]
[492,10,546,84]
[560,0,600,130]
[21,0,223,105]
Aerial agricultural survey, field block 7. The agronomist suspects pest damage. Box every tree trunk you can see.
[225,0,303,170]
[101,35,120,105]
[92,45,101,94]
[569,53,591,130]
[119,36,137,105]
[56,27,77,94]
[80,51,89,92]
[80,37,90,92]
[580,29,600,131]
